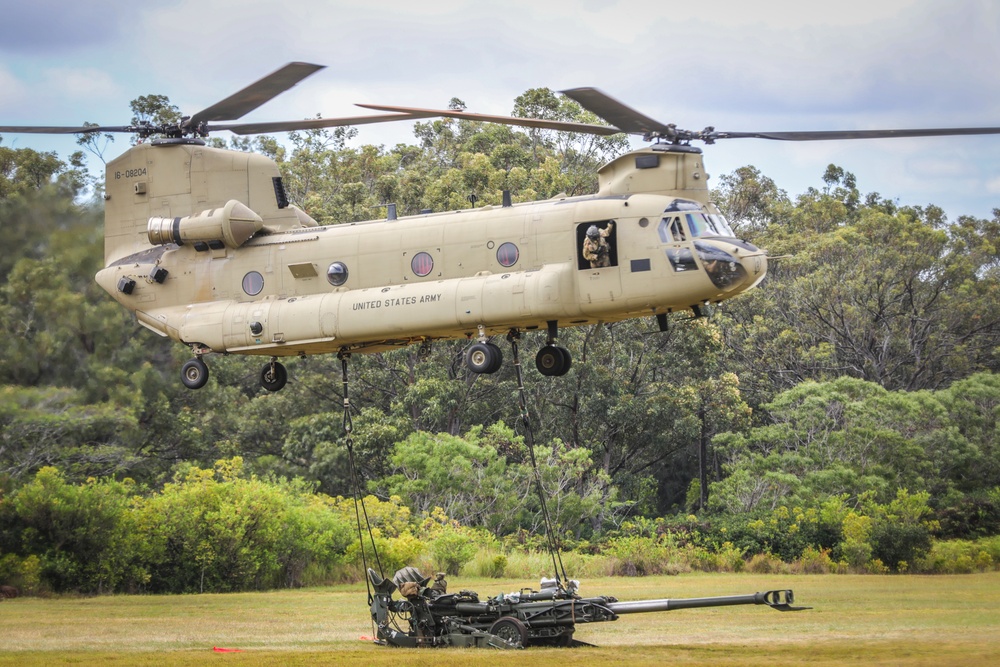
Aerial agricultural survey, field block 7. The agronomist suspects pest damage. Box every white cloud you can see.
[42,68,120,101]
[0,67,27,114]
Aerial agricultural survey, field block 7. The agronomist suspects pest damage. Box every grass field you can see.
[2,572,998,666]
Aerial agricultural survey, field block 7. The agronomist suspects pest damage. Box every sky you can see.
[1,0,999,221]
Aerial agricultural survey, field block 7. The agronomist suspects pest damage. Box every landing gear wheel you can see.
[467,341,503,374]
[485,342,503,373]
[535,345,572,376]
[260,361,288,392]
[489,617,528,648]
[181,358,209,390]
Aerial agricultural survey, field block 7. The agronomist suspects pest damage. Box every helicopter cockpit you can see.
[658,200,755,291]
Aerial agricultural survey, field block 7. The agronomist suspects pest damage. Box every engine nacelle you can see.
[148,200,264,249]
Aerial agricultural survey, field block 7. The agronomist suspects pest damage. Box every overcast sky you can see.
[2,0,998,220]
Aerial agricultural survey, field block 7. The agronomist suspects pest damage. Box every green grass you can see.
[1,572,998,665]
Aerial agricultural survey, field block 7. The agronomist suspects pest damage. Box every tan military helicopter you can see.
[4,63,999,391]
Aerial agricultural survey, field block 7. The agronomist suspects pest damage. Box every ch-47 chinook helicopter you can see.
[4,62,1000,391]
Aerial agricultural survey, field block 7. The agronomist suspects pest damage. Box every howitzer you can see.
[368,567,808,649]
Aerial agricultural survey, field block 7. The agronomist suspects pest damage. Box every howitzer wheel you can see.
[489,617,528,648]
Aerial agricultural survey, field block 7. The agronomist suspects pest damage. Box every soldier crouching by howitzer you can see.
[582,222,614,268]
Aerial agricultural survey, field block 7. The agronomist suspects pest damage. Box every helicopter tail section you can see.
[102,141,312,266]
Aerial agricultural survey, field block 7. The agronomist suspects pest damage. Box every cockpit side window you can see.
[670,217,685,242]
[657,215,689,242]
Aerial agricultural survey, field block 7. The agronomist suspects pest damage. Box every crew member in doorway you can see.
[582,222,614,268]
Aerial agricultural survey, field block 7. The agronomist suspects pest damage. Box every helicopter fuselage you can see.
[93,141,766,382]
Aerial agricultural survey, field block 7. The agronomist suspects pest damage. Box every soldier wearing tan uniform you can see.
[582,222,614,268]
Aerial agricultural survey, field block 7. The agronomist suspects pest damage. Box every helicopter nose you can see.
[694,240,767,293]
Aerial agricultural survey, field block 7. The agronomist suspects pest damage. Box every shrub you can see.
[794,546,835,574]
[869,522,931,572]
[603,535,680,576]
[745,552,785,574]
[429,524,478,575]
[915,539,998,574]
[684,542,744,573]
[0,553,42,595]
[865,558,889,574]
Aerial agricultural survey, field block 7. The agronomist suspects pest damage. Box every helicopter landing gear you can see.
[535,320,571,376]
[466,341,503,374]
[180,357,209,390]
[260,359,288,392]
[535,345,571,376]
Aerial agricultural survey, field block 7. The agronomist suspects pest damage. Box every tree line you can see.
[1,89,999,592]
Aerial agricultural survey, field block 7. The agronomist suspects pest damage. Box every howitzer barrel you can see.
[608,589,804,614]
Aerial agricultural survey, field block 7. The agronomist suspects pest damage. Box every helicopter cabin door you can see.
[575,219,622,314]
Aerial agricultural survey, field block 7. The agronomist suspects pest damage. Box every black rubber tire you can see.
[553,345,572,375]
[260,362,288,392]
[181,358,209,390]
[489,616,528,648]
[485,342,504,374]
[536,345,571,376]
[467,342,501,374]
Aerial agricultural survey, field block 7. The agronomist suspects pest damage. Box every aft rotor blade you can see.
[213,112,437,135]
[714,127,1000,141]
[356,103,623,136]
[188,62,326,126]
[0,125,134,134]
[560,87,674,136]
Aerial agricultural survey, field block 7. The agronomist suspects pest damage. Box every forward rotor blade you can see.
[213,112,436,135]
[560,87,674,136]
[356,103,623,136]
[0,125,134,134]
[188,62,326,126]
[714,127,1000,141]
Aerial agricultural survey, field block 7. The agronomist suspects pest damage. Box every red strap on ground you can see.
[212,647,244,652]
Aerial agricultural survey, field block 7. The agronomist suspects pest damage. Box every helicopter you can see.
[4,62,999,391]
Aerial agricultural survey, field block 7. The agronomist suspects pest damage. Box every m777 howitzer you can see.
[368,567,808,649]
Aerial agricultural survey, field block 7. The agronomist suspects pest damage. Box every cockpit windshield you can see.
[684,212,736,238]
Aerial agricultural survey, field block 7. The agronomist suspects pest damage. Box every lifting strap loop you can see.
[339,351,383,606]
[507,330,570,588]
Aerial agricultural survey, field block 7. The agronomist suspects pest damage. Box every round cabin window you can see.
[327,261,349,286]
[242,271,264,296]
[411,252,434,277]
[496,242,519,267]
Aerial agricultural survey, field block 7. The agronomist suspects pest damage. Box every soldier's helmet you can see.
[586,225,600,239]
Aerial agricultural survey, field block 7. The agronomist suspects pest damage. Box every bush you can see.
[685,542,745,573]
[9,468,147,593]
[793,546,835,574]
[0,553,42,595]
[429,524,478,575]
[745,552,786,574]
[915,539,998,573]
[604,535,681,576]
[936,492,1000,539]
[869,522,931,572]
